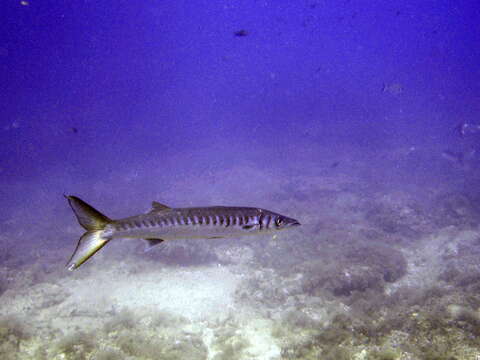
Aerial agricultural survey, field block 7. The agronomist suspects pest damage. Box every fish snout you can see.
[282,216,301,228]
[288,219,301,227]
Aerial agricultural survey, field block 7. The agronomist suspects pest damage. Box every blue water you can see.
[1,1,480,359]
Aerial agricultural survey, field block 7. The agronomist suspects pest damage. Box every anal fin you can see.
[143,238,165,252]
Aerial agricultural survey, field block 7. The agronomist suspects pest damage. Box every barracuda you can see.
[65,195,301,271]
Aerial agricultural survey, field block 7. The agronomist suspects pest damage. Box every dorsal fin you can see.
[150,201,171,212]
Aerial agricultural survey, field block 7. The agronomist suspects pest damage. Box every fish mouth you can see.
[289,220,301,227]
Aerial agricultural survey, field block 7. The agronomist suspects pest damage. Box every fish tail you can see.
[65,195,112,271]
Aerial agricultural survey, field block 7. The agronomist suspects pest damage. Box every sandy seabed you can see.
[2,145,480,359]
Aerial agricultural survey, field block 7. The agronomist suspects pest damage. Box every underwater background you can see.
[1,0,480,359]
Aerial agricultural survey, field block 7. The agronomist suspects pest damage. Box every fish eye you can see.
[275,217,284,227]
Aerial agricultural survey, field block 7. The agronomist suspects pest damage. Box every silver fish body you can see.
[65,196,300,270]
[108,207,292,240]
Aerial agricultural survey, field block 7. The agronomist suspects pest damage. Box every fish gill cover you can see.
[1,0,480,359]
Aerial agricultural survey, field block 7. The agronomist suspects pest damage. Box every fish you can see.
[382,82,403,95]
[65,195,301,271]
[234,29,248,37]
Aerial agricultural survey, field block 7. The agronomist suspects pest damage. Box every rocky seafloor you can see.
[1,148,480,360]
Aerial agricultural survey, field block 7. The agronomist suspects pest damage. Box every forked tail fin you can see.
[65,196,112,271]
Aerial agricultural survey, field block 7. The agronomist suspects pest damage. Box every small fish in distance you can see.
[234,29,248,37]
[65,196,301,270]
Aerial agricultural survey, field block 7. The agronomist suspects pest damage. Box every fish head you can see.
[254,209,300,232]
[272,214,301,230]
